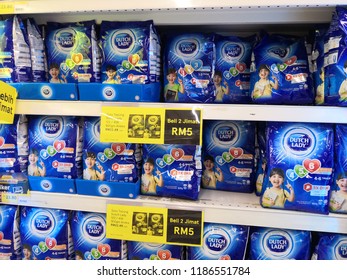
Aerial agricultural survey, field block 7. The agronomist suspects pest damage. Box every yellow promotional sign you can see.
[106,204,203,247]
[0,1,27,14]
[0,81,17,124]
[100,106,202,146]
[0,192,29,204]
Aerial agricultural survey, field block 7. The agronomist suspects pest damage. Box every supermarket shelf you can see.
[15,100,347,123]
[4,189,347,234]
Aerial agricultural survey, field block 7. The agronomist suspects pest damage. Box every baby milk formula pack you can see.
[248,227,311,260]
[255,122,267,196]
[20,206,70,260]
[0,115,28,174]
[0,205,21,260]
[141,144,202,200]
[250,33,313,105]
[187,222,249,260]
[311,232,347,260]
[127,242,184,260]
[164,33,215,103]
[261,122,334,214]
[71,211,126,260]
[214,34,255,103]
[100,20,158,84]
[329,124,347,214]
[46,20,99,83]
[202,120,255,193]
[28,115,83,178]
[0,16,32,82]
[83,117,140,182]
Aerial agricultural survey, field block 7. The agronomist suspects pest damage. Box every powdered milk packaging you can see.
[202,120,255,193]
[28,115,83,178]
[214,34,255,103]
[311,232,347,260]
[0,16,32,82]
[0,205,21,260]
[261,122,333,214]
[164,33,215,103]
[46,20,99,83]
[248,227,311,260]
[187,222,249,260]
[20,206,70,260]
[255,122,267,196]
[127,242,183,260]
[71,211,126,260]
[250,33,313,105]
[141,144,201,200]
[0,115,28,174]
[329,124,347,214]
[83,117,140,182]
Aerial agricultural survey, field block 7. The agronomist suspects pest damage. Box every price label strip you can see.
[0,1,27,14]
[106,204,203,246]
[100,106,202,146]
[0,81,17,124]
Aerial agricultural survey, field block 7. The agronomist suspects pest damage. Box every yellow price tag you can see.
[106,204,203,246]
[0,1,15,13]
[0,81,17,124]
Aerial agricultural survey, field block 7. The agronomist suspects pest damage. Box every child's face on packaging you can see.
[85,157,96,168]
[259,68,270,79]
[167,73,177,83]
[213,75,222,85]
[204,159,214,170]
[49,67,59,78]
[29,154,38,164]
[106,69,116,79]
[144,162,154,174]
[269,173,284,188]
[337,178,347,191]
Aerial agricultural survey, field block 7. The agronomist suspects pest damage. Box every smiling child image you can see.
[141,157,163,195]
[252,64,279,99]
[83,151,105,181]
[329,172,347,212]
[28,149,46,177]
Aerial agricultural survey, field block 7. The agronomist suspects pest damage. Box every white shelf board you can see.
[5,189,347,234]
[15,100,347,123]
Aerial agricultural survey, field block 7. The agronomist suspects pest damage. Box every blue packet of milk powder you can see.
[71,211,126,260]
[202,120,255,193]
[255,122,267,196]
[187,222,249,260]
[141,144,201,200]
[28,115,83,179]
[127,242,183,260]
[261,122,334,214]
[20,206,70,260]
[250,33,313,105]
[248,227,311,260]
[83,117,141,182]
[311,232,347,260]
[46,20,98,83]
[0,16,32,82]
[0,205,21,260]
[164,33,215,103]
[0,115,28,174]
[214,34,255,103]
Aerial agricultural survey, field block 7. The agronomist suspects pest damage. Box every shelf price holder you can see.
[0,1,27,14]
[0,81,17,124]
[100,106,202,146]
[106,204,204,247]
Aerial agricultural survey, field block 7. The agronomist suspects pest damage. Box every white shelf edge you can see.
[3,190,347,234]
[15,100,347,123]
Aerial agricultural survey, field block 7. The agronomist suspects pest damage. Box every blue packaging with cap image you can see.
[164,33,215,103]
[187,222,249,260]
[250,33,313,105]
[261,122,334,214]
[311,232,347,260]
[0,205,21,260]
[202,120,255,193]
[141,144,201,200]
[127,242,184,260]
[248,227,311,260]
[71,211,126,260]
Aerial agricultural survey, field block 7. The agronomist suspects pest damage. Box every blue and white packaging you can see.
[0,205,21,260]
[28,115,83,179]
[0,16,32,82]
[46,20,99,83]
[250,33,313,105]
[83,117,140,183]
[164,33,215,103]
[255,122,267,196]
[127,242,183,260]
[214,34,255,103]
[20,206,70,260]
[329,124,347,213]
[248,227,311,260]
[187,222,249,260]
[0,115,28,174]
[141,144,201,200]
[202,120,255,193]
[261,122,334,214]
[311,232,347,260]
[71,211,126,260]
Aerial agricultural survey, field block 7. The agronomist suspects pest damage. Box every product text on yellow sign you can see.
[0,81,17,124]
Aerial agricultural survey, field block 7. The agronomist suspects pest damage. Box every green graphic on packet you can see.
[38,241,49,253]
[222,151,233,163]
[278,63,288,71]
[294,164,308,178]
[229,67,239,77]
[91,248,102,259]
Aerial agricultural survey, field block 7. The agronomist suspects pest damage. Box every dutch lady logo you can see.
[283,127,316,157]
[203,228,230,255]
[39,117,64,139]
[31,211,55,236]
[267,47,288,59]
[82,215,106,241]
[175,39,199,58]
[54,28,77,53]
[212,122,239,146]
[262,230,293,259]
[111,30,135,54]
[221,42,243,62]
[335,239,347,260]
